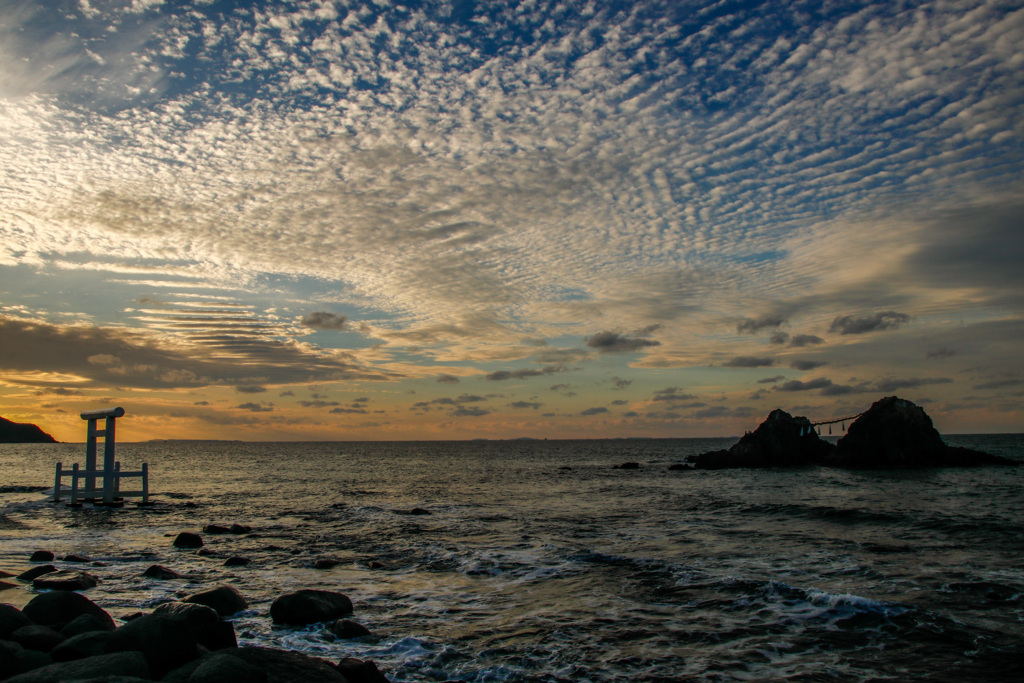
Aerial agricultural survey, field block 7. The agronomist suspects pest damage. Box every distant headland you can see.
[0,416,58,443]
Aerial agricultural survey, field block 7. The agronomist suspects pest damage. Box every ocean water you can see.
[1,436,1023,682]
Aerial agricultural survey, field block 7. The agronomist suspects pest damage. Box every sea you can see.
[1,436,1023,682]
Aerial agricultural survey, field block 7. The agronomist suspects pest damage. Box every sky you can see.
[1,0,1022,442]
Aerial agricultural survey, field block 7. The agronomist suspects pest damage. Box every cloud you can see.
[236,402,272,412]
[235,385,267,394]
[757,375,786,384]
[789,334,824,347]
[737,315,787,334]
[724,356,775,368]
[925,348,956,360]
[510,401,542,409]
[580,406,608,416]
[652,387,697,403]
[436,374,460,384]
[486,366,565,381]
[584,331,661,354]
[610,376,632,390]
[829,311,910,335]
[790,360,828,371]
[454,406,490,417]
[300,311,348,331]
[777,378,835,392]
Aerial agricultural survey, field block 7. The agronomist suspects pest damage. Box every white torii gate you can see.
[52,407,151,507]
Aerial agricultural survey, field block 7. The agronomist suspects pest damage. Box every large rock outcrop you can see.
[0,416,57,443]
[688,408,834,469]
[824,396,1017,468]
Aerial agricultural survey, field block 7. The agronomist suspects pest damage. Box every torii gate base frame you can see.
[52,407,152,507]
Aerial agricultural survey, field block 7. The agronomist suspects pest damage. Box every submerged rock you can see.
[183,585,249,617]
[270,590,353,626]
[32,569,99,591]
[689,408,834,469]
[22,591,116,631]
[824,396,1017,468]
[173,532,204,549]
[143,564,182,580]
[28,551,54,563]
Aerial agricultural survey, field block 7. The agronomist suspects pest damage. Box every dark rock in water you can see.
[173,532,204,548]
[195,620,239,651]
[168,651,268,683]
[270,590,353,626]
[229,524,252,534]
[224,556,251,567]
[154,601,220,627]
[329,619,371,639]
[2,650,150,683]
[32,569,99,591]
[183,585,249,617]
[143,564,181,580]
[59,612,114,637]
[203,524,231,534]
[197,547,219,557]
[49,629,115,662]
[400,507,431,515]
[667,463,690,471]
[0,640,52,680]
[8,625,66,652]
[613,461,640,469]
[29,551,54,563]
[335,656,390,683]
[61,554,91,563]
[689,409,834,469]
[825,396,1018,468]
[106,614,200,677]
[16,565,57,582]
[220,646,347,683]
[22,591,116,631]
[0,604,34,637]
[312,557,341,570]
[0,416,57,444]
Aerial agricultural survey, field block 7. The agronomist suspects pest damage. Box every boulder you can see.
[32,569,99,591]
[1,651,150,683]
[0,604,34,637]
[153,601,220,627]
[48,629,116,662]
[169,651,269,683]
[826,396,1019,468]
[29,551,54,562]
[224,556,250,567]
[613,462,640,469]
[329,619,371,639]
[689,409,834,469]
[0,640,52,680]
[173,532,204,549]
[22,591,116,631]
[62,553,91,563]
[60,612,115,637]
[229,524,252,535]
[183,585,248,617]
[203,524,231,534]
[312,558,341,570]
[106,613,200,677]
[8,625,66,652]
[218,646,347,683]
[143,564,181,580]
[336,657,390,683]
[270,590,353,626]
[16,565,57,582]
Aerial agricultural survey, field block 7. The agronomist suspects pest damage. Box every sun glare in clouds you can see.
[1,0,1023,440]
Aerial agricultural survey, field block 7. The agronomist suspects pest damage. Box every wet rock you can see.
[29,551,54,563]
[60,612,114,637]
[106,613,200,677]
[366,561,386,570]
[16,565,57,582]
[154,601,220,627]
[220,646,347,683]
[667,463,691,470]
[312,558,341,570]
[49,629,115,662]
[195,620,239,651]
[399,507,431,515]
[197,547,219,557]
[173,532,204,549]
[335,657,390,683]
[164,651,268,683]
[825,396,1019,468]
[0,640,52,680]
[32,569,99,591]
[0,604,34,637]
[328,619,371,639]
[203,523,231,534]
[270,590,353,626]
[62,553,91,563]
[183,585,249,617]
[8,625,66,652]
[143,564,181,580]
[689,409,834,469]
[224,556,250,567]
[22,591,116,631]
[229,524,252,535]
[613,461,640,469]
[2,650,150,683]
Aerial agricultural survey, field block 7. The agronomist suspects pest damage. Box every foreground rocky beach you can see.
[1,542,417,683]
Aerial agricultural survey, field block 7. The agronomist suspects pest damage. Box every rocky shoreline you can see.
[1,544,453,683]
